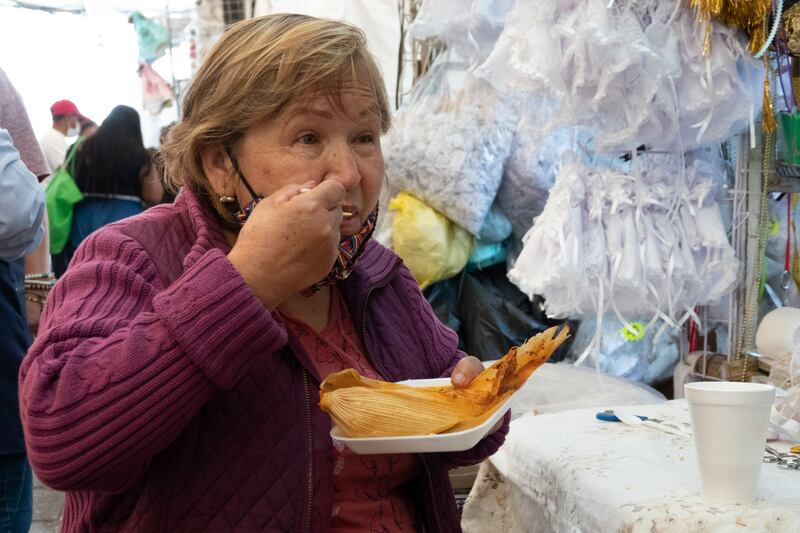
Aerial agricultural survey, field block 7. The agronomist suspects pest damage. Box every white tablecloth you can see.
[462,401,800,532]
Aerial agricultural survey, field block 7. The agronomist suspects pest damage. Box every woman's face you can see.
[229,85,384,236]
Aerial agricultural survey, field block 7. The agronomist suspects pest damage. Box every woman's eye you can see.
[356,134,375,144]
[298,134,317,145]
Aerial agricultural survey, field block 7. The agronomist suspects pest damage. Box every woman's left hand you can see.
[451,356,484,388]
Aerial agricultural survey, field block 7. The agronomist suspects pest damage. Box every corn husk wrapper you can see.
[319,326,570,438]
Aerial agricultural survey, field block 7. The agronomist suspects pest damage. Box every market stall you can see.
[378,0,800,530]
[7,0,800,529]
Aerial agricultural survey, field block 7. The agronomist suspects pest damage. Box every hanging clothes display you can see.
[475,0,763,152]
[508,152,739,328]
[384,0,769,382]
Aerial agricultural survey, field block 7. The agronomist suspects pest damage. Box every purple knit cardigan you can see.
[19,187,508,532]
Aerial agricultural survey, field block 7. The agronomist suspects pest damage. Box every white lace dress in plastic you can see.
[476,0,762,151]
[508,152,739,332]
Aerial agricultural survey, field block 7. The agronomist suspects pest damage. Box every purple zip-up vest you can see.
[20,186,508,532]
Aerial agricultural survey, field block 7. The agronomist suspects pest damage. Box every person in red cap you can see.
[38,99,84,174]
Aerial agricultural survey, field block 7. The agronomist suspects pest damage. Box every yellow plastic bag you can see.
[389,192,473,289]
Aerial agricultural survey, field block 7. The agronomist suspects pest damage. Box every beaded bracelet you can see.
[24,273,56,281]
[25,293,47,306]
[25,273,56,291]
[25,273,55,279]
[25,280,56,291]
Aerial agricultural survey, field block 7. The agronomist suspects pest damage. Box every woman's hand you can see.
[228,180,346,309]
[451,355,484,388]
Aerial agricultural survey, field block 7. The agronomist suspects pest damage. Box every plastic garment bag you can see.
[496,109,578,241]
[409,0,516,63]
[508,153,739,328]
[475,0,763,152]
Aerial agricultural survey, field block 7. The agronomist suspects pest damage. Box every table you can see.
[462,401,800,532]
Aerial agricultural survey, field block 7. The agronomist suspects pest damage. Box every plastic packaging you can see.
[508,154,739,324]
[409,0,516,62]
[389,192,473,290]
[478,204,513,243]
[466,240,509,272]
[384,55,516,236]
[457,264,576,361]
[566,313,680,385]
[475,0,762,152]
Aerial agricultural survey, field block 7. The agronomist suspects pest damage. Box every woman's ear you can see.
[199,143,235,195]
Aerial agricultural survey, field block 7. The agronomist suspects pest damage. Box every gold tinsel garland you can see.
[690,0,770,54]
[690,0,775,132]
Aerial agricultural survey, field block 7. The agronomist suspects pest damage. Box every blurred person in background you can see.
[0,128,46,533]
[66,119,97,158]
[78,118,97,140]
[149,121,177,204]
[52,105,163,276]
[0,68,53,338]
[39,99,84,174]
[0,67,53,533]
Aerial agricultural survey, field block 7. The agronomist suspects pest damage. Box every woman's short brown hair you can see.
[161,14,391,218]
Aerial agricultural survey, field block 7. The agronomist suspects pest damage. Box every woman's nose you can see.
[323,144,361,190]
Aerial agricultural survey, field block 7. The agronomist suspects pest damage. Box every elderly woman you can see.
[20,14,508,532]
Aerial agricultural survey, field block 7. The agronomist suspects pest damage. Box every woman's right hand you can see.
[227,180,346,309]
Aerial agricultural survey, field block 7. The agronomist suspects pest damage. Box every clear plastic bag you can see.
[476,0,762,152]
[772,385,800,442]
[566,313,680,385]
[497,117,576,241]
[478,203,513,243]
[384,54,516,236]
[409,0,516,62]
[508,153,739,323]
[507,362,665,418]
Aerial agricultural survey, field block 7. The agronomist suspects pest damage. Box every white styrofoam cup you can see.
[685,381,776,504]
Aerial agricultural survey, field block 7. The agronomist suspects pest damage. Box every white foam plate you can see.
[330,377,510,454]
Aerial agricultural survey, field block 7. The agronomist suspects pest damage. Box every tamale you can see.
[319,325,570,438]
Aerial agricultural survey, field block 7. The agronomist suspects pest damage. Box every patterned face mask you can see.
[302,205,378,295]
[225,146,378,295]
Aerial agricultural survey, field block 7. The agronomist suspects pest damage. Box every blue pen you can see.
[595,410,649,423]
